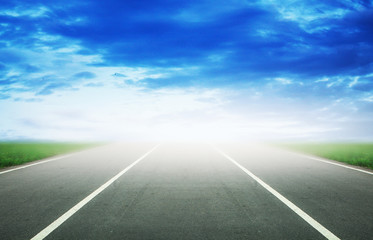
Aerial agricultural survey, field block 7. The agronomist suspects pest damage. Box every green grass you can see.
[0,142,100,168]
[277,143,373,170]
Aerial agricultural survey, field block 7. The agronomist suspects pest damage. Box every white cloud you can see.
[274,77,292,85]
[362,95,373,102]
[0,6,49,18]
[348,77,359,87]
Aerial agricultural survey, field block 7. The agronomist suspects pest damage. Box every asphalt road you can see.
[0,143,372,240]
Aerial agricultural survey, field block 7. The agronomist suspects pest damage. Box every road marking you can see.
[0,154,75,175]
[301,154,373,176]
[213,146,340,240]
[271,146,373,176]
[30,144,159,240]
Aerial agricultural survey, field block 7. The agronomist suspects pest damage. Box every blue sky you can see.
[1,0,373,141]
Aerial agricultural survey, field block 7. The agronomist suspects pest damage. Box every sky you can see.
[0,0,373,142]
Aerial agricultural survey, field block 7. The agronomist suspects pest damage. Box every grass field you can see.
[0,142,100,168]
[278,143,373,170]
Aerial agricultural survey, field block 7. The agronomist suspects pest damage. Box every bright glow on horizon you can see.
[0,81,360,142]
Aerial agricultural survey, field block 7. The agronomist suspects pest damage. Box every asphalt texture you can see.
[0,143,372,240]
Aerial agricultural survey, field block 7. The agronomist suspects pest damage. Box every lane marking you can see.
[295,152,373,176]
[0,145,109,176]
[213,146,340,240]
[270,146,373,176]
[0,154,75,175]
[30,144,159,240]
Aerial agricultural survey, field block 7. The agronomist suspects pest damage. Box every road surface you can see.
[0,142,372,239]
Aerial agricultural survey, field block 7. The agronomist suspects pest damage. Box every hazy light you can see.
[0,81,357,142]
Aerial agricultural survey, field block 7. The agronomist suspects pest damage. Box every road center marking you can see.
[213,146,340,240]
[30,144,159,240]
